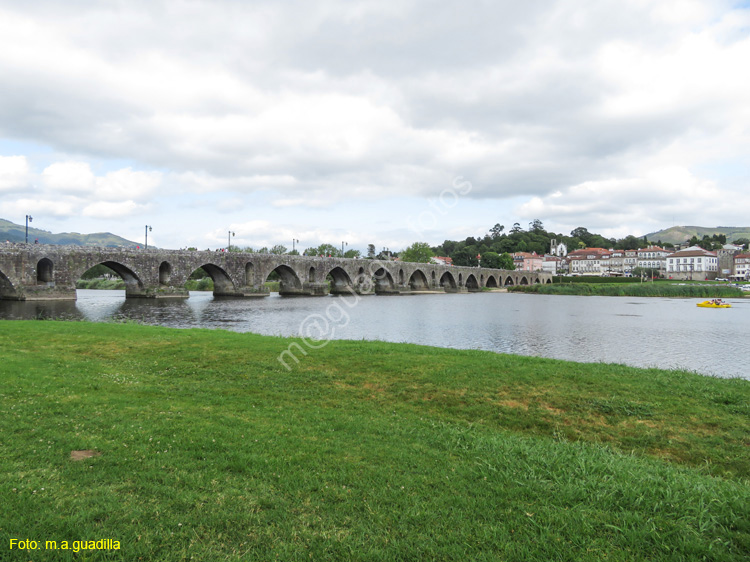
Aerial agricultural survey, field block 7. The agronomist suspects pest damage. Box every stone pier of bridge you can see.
[0,244,552,301]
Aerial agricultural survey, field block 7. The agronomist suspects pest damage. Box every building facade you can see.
[636,246,669,274]
[665,246,718,280]
[513,252,543,271]
[733,253,750,280]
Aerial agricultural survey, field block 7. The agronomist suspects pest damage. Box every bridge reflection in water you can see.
[0,244,552,301]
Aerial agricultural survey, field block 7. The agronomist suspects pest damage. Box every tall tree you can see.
[498,252,515,270]
[316,243,341,257]
[490,223,505,238]
[400,242,434,263]
[452,247,479,267]
[480,251,500,269]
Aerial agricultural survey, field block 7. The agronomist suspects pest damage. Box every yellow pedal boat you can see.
[697,300,731,308]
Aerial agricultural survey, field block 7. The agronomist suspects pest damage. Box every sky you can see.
[1,0,749,253]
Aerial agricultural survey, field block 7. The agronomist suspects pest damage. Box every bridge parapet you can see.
[0,244,553,300]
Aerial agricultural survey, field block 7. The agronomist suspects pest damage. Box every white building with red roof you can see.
[665,246,718,280]
[431,256,453,266]
[636,246,669,273]
[566,248,611,275]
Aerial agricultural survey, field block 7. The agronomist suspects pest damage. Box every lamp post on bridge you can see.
[25,215,33,244]
[145,225,152,249]
[341,241,348,257]
[228,231,235,251]
[292,238,299,254]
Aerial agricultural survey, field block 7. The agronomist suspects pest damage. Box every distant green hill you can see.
[646,225,750,245]
[0,218,141,247]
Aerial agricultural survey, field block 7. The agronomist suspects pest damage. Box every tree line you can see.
[185,222,749,269]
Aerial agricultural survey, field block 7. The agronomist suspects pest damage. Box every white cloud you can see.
[82,200,146,218]
[0,155,31,192]
[42,162,95,193]
[0,1,749,248]
[0,197,75,218]
[94,168,162,202]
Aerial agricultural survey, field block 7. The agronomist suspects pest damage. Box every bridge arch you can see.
[458,273,463,286]
[439,271,457,290]
[486,275,498,288]
[267,264,303,293]
[328,266,353,294]
[245,262,254,285]
[308,266,316,283]
[398,269,405,285]
[519,276,529,285]
[465,273,479,292]
[80,261,145,295]
[195,263,236,296]
[356,266,366,283]
[37,258,54,284]
[504,276,514,286]
[0,269,18,299]
[373,267,395,294]
[158,261,172,285]
[408,269,429,291]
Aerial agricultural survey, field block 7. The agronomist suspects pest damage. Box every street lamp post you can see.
[228,231,235,251]
[25,215,33,243]
[292,238,299,253]
[341,241,348,257]
[145,225,152,249]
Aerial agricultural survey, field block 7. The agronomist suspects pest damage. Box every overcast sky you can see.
[1,0,749,252]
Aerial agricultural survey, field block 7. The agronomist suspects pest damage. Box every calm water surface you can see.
[2,290,749,379]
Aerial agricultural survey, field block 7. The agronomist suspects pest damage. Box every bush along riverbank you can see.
[1,320,748,561]
[510,282,745,298]
[75,278,126,290]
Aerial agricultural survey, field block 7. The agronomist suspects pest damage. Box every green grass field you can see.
[1,320,748,561]
[511,282,745,298]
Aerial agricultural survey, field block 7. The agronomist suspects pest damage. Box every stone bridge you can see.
[0,244,553,300]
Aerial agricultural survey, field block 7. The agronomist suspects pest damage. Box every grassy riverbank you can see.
[1,321,748,561]
[75,278,126,290]
[511,282,745,298]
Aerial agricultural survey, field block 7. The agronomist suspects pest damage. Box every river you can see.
[1,290,748,379]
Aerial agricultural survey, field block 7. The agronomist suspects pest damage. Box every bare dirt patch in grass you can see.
[70,450,101,461]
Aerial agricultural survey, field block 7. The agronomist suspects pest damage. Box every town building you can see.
[717,244,744,278]
[512,251,543,271]
[623,250,638,275]
[566,248,611,275]
[548,239,568,257]
[732,253,750,280]
[431,256,453,266]
[607,250,625,275]
[636,246,669,273]
[542,255,562,275]
[665,246,718,280]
